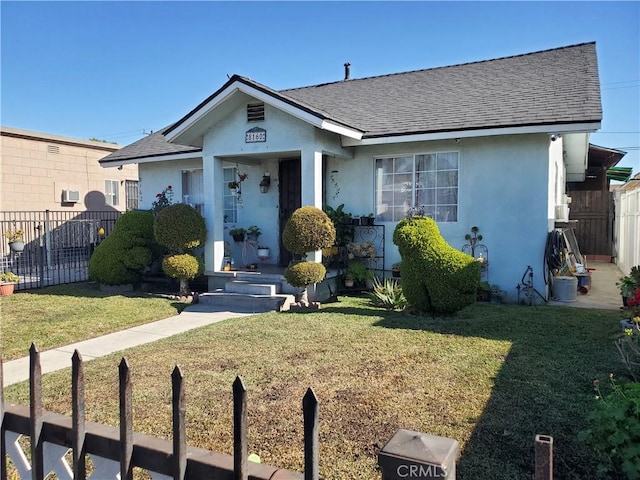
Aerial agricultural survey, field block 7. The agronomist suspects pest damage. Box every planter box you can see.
[0,282,16,296]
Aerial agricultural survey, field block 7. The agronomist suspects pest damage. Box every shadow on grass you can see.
[370,304,623,480]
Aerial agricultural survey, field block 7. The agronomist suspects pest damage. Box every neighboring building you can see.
[567,144,626,263]
[1,126,138,212]
[100,42,602,300]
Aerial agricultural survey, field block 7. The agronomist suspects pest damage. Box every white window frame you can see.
[223,167,238,224]
[374,151,459,223]
[105,180,119,206]
[181,169,204,215]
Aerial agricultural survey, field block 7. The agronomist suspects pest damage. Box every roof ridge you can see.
[281,42,597,92]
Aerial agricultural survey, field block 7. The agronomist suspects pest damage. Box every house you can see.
[0,126,138,212]
[100,42,602,301]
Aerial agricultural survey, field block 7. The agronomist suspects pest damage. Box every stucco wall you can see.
[138,157,203,210]
[326,134,551,300]
[1,129,137,211]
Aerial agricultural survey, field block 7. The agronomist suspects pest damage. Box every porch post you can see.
[204,155,226,273]
[301,149,323,263]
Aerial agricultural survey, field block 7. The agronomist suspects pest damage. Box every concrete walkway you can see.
[2,304,253,387]
[548,261,624,310]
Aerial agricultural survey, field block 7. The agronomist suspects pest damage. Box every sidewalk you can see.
[2,304,253,387]
[548,261,624,310]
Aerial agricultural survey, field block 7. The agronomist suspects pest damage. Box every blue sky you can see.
[2,1,639,173]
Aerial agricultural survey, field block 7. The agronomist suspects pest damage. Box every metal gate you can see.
[0,211,121,291]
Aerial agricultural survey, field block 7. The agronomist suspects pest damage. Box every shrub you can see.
[162,253,204,295]
[368,277,407,310]
[89,211,157,286]
[579,377,640,479]
[154,203,207,253]
[283,206,335,255]
[284,261,326,288]
[393,216,480,314]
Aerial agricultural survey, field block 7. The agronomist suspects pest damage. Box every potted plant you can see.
[344,261,373,288]
[477,281,491,302]
[364,213,376,226]
[618,266,640,306]
[229,227,246,243]
[0,271,19,296]
[247,225,261,242]
[257,245,270,259]
[391,262,401,278]
[3,228,25,252]
[228,181,240,196]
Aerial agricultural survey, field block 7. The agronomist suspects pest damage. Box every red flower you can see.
[156,193,162,198]
[167,185,172,189]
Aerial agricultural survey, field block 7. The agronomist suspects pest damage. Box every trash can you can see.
[552,276,577,302]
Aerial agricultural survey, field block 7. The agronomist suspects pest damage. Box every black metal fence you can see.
[0,210,121,291]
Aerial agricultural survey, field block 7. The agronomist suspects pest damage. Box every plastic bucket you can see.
[552,276,578,302]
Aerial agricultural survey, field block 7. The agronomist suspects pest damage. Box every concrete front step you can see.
[198,291,296,312]
[225,280,280,295]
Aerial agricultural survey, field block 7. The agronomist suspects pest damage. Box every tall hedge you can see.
[88,210,158,285]
[393,216,480,314]
[154,203,207,253]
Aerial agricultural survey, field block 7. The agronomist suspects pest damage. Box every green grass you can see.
[0,282,188,361]
[3,297,626,479]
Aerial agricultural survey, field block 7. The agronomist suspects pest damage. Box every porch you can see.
[202,265,341,312]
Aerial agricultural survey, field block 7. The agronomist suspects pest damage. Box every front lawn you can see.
[1,282,188,361]
[3,298,625,479]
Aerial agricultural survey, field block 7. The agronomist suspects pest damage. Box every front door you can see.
[278,158,301,266]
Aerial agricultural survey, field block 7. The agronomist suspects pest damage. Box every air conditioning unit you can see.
[555,204,569,222]
[63,190,80,203]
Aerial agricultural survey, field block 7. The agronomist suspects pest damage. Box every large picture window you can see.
[375,152,458,222]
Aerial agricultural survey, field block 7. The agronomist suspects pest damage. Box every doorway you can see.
[278,158,301,266]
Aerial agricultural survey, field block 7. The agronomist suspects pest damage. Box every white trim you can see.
[342,122,601,147]
[100,151,203,168]
[165,80,363,143]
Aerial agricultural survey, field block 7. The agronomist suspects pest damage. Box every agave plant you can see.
[368,277,407,310]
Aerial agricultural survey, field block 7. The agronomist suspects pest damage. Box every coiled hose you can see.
[544,230,564,284]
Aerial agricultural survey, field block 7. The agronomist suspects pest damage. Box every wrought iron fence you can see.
[0,211,121,290]
[1,346,316,480]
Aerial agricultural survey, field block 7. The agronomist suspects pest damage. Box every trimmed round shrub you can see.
[154,203,207,252]
[284,261,327,288]
[393,216,480,314]
[162,253,204,294]
[88,210,156,285]
[283,206,335,255]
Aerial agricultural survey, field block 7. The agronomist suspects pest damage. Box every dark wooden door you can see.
[568,190,614,257]
[279,158,301,266]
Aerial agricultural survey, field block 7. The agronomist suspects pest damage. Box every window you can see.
[375,152,458,222]
[125,180,139,211]
[105,180,119,206]
[223,167,238,223]
[182,169,204,214]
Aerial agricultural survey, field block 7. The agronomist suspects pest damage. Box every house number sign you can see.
[245,127,266,143]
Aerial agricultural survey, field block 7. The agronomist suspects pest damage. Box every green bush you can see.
[89,211,157,286]
[162,254,204,295]
[284,261,326,288]
[579,378,640,479]
[154,203,207,253]
[393,216,480,314]
[283,206,335,255]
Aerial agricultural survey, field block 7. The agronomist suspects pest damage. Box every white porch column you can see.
[203,155,226,272]
[301,149,323,263]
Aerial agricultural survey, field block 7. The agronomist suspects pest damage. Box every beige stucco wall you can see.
[0,127,138,211]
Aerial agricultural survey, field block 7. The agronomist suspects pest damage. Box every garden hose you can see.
[544,230,564,284]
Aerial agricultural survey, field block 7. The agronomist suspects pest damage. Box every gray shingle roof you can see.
[99,125,201,165]
[101,42,601,164]
[281,42,601,138]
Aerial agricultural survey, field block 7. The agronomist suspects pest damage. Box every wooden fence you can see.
[1,344,316,479]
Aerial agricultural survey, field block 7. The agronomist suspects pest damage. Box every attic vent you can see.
[247,103,265,122]
[48,145,60,154]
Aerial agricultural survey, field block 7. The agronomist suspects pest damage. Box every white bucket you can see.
[552,276,578,302]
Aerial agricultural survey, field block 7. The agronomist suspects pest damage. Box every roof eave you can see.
[99,150,203,168]
[342,121,602,147]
